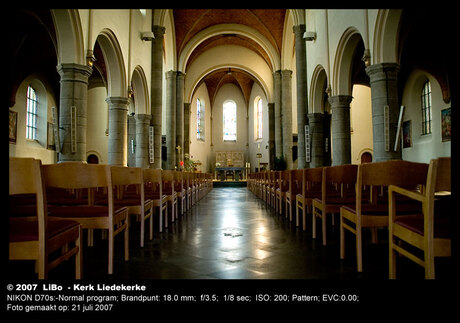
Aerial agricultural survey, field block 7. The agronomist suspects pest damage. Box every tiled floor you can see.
[7,187,453,281]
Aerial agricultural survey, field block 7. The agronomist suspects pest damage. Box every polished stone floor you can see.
[7,187,453,281]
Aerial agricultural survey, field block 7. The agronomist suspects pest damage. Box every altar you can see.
[214,151,247,181]
[215,167,245,181]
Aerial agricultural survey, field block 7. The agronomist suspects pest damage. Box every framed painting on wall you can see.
[441,107,451,142]
[9,110,17,144]
[402,120,411,148]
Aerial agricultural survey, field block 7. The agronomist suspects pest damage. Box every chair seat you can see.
[48,205,127,218]
[9,217,79,242]
[341,202,422,215]
[394,214,450,239]
[95,198,143,206]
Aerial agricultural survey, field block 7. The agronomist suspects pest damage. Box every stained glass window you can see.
[197,98,205,141]
[223,100,237,141]
[26,85,38,140]
[421,81,432,135]
[256,98,263,140]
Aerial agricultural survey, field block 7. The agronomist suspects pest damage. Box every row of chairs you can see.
[247,157,451,279]
[8,157,213,279]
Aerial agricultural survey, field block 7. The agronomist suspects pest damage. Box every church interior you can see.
[7,8,454,291]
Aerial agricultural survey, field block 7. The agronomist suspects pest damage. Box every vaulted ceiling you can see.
[173,9,286,105]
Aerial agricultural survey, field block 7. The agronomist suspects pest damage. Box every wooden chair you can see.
[174,171,186,216]
[183,172,192,212]
[389,157,451,279]
[43,162,129,275]
[162,170,177,224]
[143,168,168,233]
[105,166,153,248]
[286,170,303,222]
[340,160,428,272]
[275,170,290,215]
[312,164,358,246]
[9,157,82,279]
[296,167,323,230]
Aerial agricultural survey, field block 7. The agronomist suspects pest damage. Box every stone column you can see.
[366,62,402,161]
[184,102,191,157]
[135,114,151,168]
[165,70,177,170]
[308,112,325,168]
[106,97,129,166]
[176,71,185,165]
[293,24,308,169]
[281,69,293,169]
[56,63,92,162]
[268,102,275,170]
[150,25,165,168]
[329,95,352,166]
[273,70,282,157]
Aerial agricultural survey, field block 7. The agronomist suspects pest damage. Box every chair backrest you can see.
[42,162,109,189]
[9,158,47,241]
[111,166,142,186]
[324,164,358,184]
[143,168,163,196]
[427,157,451,194]
[280,170,290,190]
[358,160,428,187]
[289,169,303,192]
[304,167,323,193]
[162,170,175,192]
[110,166,143,200]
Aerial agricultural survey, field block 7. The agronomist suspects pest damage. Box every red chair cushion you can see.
[48,205,127,218]
[9,218,79,242]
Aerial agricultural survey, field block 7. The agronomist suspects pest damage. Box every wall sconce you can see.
[303,31,317,41]
[86,50,96,67]
[141,31,155,41]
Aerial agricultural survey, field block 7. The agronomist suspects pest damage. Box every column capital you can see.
[281,69,293,77]
[152,25,166,38]
[135,113,152,123]
[57,63,93,83]
[365,62,400,82]
[105,96,130,109]
[328,95,353,107]
[165,70,177,79]
[293,24,306,35]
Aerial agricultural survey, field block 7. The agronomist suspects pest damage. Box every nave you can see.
[7,186,453,281]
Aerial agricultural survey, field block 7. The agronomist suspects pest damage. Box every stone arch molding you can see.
[373,9,402,65]
[131,66,150,115]
[332,27,363,96]
[178,24,281,73]
[310,65,328,114]
[51,9,85,66]
[96,29,127,98]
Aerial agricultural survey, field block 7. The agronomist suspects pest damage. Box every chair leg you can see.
[124,220,129,262]
[312,208,317,239]
[389,239,396,279]
[340,212,345,260]
[108,228,114,275]
[356,226,363,272]
[76,226,82,279]
[322,212,327,246]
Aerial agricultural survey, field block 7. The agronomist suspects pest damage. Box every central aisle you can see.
[97,186,369,279]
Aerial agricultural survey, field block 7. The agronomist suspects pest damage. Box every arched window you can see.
[223,100,237,141]
[255,97,263,140]
[197,98,205,141]
[421,81,432,135]
[26,85,38,140]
